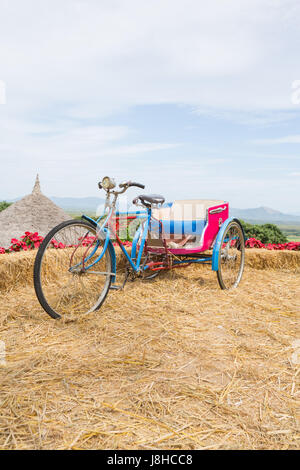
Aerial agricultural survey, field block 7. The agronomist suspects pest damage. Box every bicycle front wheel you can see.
[34,219,112,319]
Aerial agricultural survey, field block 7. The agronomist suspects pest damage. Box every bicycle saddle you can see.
[134,194,165,207]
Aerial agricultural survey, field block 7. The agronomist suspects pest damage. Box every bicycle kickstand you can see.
[109,266,130,291]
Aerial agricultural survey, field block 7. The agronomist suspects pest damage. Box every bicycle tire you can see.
[34,219,112,319]
[216,220,245,290]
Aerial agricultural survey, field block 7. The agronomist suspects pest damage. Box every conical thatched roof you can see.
[0,175,70,248]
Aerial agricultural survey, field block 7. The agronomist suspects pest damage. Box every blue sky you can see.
[0,0,300,212]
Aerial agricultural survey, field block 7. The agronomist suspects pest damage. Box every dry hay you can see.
[1,248,299,294]
[0,251,35,292]
[245,248,300,273]
[0,249,299,449]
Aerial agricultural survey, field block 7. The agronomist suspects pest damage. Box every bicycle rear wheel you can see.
[216,221,245,290]
[34,219,112,319]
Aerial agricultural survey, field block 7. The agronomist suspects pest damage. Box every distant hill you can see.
[42,202,300,223]
[4,195,300,224]
[230,206,300,225]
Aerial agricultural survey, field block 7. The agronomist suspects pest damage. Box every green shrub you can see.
[240,220,288,244]
[0,201,11,212]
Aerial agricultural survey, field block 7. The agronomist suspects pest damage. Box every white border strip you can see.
[0,81,6,104]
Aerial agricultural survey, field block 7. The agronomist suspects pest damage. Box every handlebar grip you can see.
[129,182,145,189]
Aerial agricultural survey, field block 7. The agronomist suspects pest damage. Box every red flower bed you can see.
[0,232,134,254]
[8,231,44,252]
[0,233,299,254]
[245,237,300,251]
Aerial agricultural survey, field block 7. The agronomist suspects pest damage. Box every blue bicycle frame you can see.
[79,201,245,284]
[81,206,152,281]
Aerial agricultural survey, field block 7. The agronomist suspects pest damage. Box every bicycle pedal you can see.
[110,285,123,290]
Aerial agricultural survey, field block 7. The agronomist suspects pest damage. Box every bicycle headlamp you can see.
[101,176,116,190]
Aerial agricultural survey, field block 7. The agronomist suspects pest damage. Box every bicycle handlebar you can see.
[99,178,146,211]
[128,182,145,189]
[99,178,145,203]
[119,181,145,190]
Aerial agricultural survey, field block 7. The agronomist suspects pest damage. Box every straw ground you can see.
[0,249,299,449]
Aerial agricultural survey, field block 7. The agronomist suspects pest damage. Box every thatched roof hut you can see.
[0,175,70,248]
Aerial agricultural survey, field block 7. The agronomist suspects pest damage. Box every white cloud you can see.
[0,116,181,197]
[1,0,300,210]
[1,0,300,113]
[252,135,300,144]
[100,142,181,156]
[193,108,300,127]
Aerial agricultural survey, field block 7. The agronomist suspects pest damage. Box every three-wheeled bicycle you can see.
[34,177,245,319]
